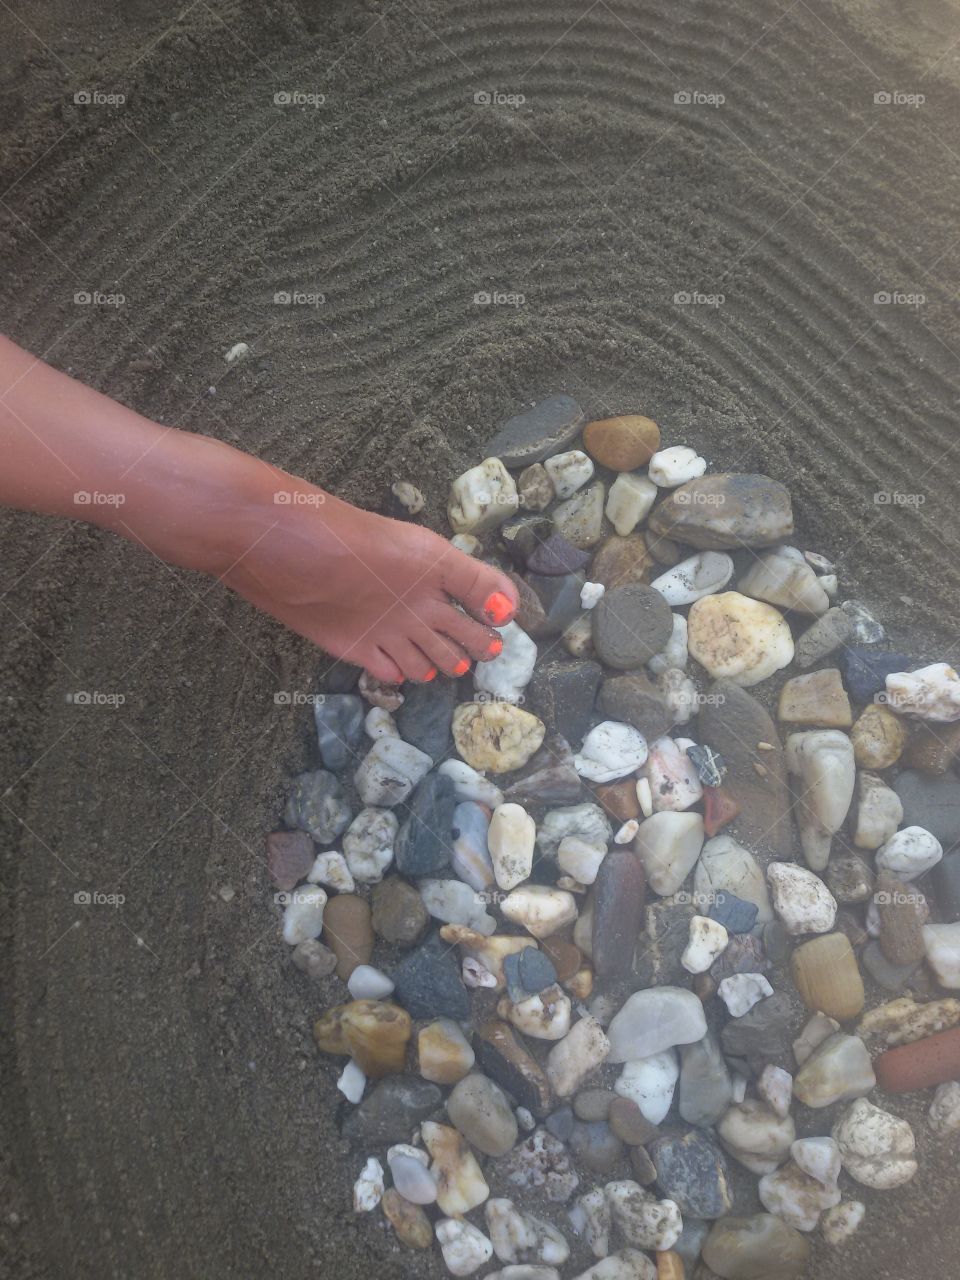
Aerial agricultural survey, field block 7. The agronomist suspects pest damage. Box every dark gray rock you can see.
[344,1074,442,1144]
[284,770,352,843]
[320,659,362,693]
[679,1033,734,1128]
[392,933,469,1020]
[762,920,790,966]
[710,933,768,982]
[314,693,365,771]
[569,1121,625,1174]
[501,515,556,567]
[475,1021,554,1116]
[895,770,960,849]
[545,1105,575,1142]
[843,647,912,702]
[634,901,695,987]
[485,394,586,467]
[592,584,673,670]
[593,848,646,979]
[527,531,592,576]
[934,852,960,922]
[396,677,456,761]
[649,1129,733,1219]
[686,743,727,788]
[599,673,674,740]
[720,991,793,1068]
[395,773,456,875]
[708,892,758,935]
[527,659,602,746]
[526,571,587,636]
[520,945,558,994]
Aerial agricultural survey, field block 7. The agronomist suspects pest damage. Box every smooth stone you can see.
[716,1100,795,1175]
[575,721,649,783]
[447,1073,519,1156]
[570,1121,626,1174]
[267,830,315,891]
[284,770,352,843]
[487,395,586,467]
[595,780,641,823]
[825,853,875,904]
[500,1127,580,1203]
[876,871,927,965]
[599,673,674,741]
[439,760,506,809]
[767,863,837,934]
[852,772,902,850]
[702,1214,809,1280]
[720,992,793,1069]
[607,987,707,1062]
[895,770,960,847]
[508,571,551,637]
[688,592,793,687]
[574,1088,616,1122]
[875,1025,960,1092]
[717,973,773,1017]
[708,892,759,934]
[615,1051,679,1125]
[674,1220,711,1271]
[538,803,613,859]
[593,584,675,671]
[609,1096,660,1145]
[649,1130,732,1219]
[476,622,539,704]
[448,457,519,534]
[451,801,495,891]
[885,662,960,721]
[315,1000,411,1077]
[649,473,794,550]
[419,1019,476,1085]
[652,552,733,605]
[793,1033,875,1108]
[396,677,456,761]
[436,1218,494,1275]
[389,1151,438,1207]
[644,737,703,813]
[591,533,656,590]
[861,940,921,991]
[545,449,595,500]
[382,1187,434,1248]
[604,1182,683,1250]
[649,532,690,566]
[633,812,705,896]
[485,1198,570,1266]
[738,549,830,616]
[545,1106,576,1142]
[842,646,912,701]
[545,1015,612,1097]
[475,1020,555,1116]
[592,849,646,978]
[648,445,707,487]
[423,1121,491,1216]
[777,669,851,728]
[502,886,579,939]
[648,613,689,676]
[314,693,365,771]
[929,1080,960,1132]
[794,608,854,669]
[558,835,607,884]
[500,515,554,566]
[344,1074,441,1144]
[698,684,792,857]
[553,481,606,550]
[605,472,659,538]
[291,937,337,980]
[820,1201,865,1247]
[541,938,583,984]
[281,885,327,946]
[354,1156,385,1212]
[629,1147,659,1187]
[572,1250,657,1280]
[679,1033,734,1127]
[488,802,537,891]
[371,875,428,945]
[710,934,769,983]
[393,934,470,1020]
[763,919,790,964]
[528,659,603,745]
[355,737,433,808]
[850,703,907,769]
[682,916,729,974]
[518,462,556,512]
[784,730,855,869]
[506,736,584,808]
[876,825,943,879]
[347,964,394,1000]
[564,613,597,657]
[694,835,774,924]
[923,922,960,987]
[420,879,496,934]
[526,572,590,639]
[395,773,456,876]
[758,1065,794,1120]
[933,852,960,921]
[498,985,572,1041]
[758,1160,840,1232]
[831,1098,917,1189]
[791,931,865,1020]
[584,415,660,470]
[453,702,546,774]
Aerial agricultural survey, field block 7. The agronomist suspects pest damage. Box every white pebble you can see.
[438,759,505,808]
[544,449,595,499]
[767,862,837,935]
[448,458,519,534]
[647,445,706,487]
[718,972,773,1017]
[605,472,657,536]
[614,820,639,844]
[758,1065,793,1119]
[557,836,608,885]
[581,581,606,610]
[307,850,355,893]
[353,1156,385,1211]
[347,964,395,1000]
[922,922,960,988]
[648,614,688,676]
[281,886,327,945]
[651,552,733,606]
[337,1058,366,1104]
[885,662,960,721]
[489,802,537,890]
[681,915,729,974]
[475,621,538,704]
[436,1219,495,1276]
[615,1051,679,1124]
[876,826,943,880]
[821,1200,865,1246]
[364,706,398,739]
[463,956,498,988]
[929,1080,960,1133]
[643,736,703,813]
[635,778,654,818]
[421,879,496,934]
[451,533,482,555]
[224,341,250,364]
[574,722,648,783]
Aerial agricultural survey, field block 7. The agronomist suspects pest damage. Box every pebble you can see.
[651,552,733,605]
[708,892,758,934]
[355,738,432,807]
[592,848,647,978]
[518,462,557,512]
[842,646,909,700]
[475,1019,554,1116]
[315,999,411,1077]
[545,449,596,499]
[449,801,494,890]
[604,1182,683,1250]
[358,671,404,711]
[546,1107,576,1142]
[876,870,927,965]
[487,395,585,467]
[633,812,705,896]
[875,1025,960,1092]
[382,1187,434,1249]
[439,759,505,808]
[569,1187,612,1257]
[582,582,606,609]
[758,1160,840,1232]
[644,737,703,813]
[820,1200,865,1246]
[388,1145,438,1205]
[794,608,854,669]
[784,730,855,870]
[553,481,606,549]
[738,548,830,616]
[758,1065,793,1119]
[570,1121,626,1174]
[541,805,613,863]
[605,474,659,537]
[394,774,456,877]
[447,1073,519,1156]
[546,1014,612,1097]
[485,802,536,891]
[777,668,852,728]
[850,703,907,769]
[542,938,584,984]
[285,770,352,842]
[934,852,960,921]
[600,673,674,741]
[695,835,773,923]
[876,825,943,879]
[353,1157,385,1212]
[615,1051,679,1124]
[649,473,794,550]
[793,1032,875,1108]
[418,1019,475,1084]
[929,1080,960,1133]
[419,879,495,934]
[396,678,456,761]
[853,772,903,849]
[369,875,427,946]
[825,852,874,904]
[656,669,699,727]
[281,885,327,945]
[678,1033,733,1128]
[767,862,837,934]
[861,940,920,992]
[584,414,661,470]
[291,936,338,980]
[648,614,689,676]
[442,926,535,987]
[528,660,603,745]
[308,850,355,893]
[831,1098,917,1189]
[557,836,607,884]
[590,534,656,590]
[501,1127,580,1203]
[702,1214,809,1280]
[615,820,639,843]
[718,972,773,1017]
[857,995,960,1048]
[508,737,587,807]
[720,992,793,1069]
[682,916,729,974]
[572,1253,656,1280]
[648,445,707,487]
[393,934,470,1020]
[347,964,394,1000]
[502,885,579,939]
[649,1129,733,1219]
[636,777,656,817]
[609,1096,660,1145]
[422,1120,491,1215]
[451,533,483,555]
[629,1147,659,1187]
[885,661,960,721]
[314,693,365,771]
[448,457,519,534]
[791,931,865,1020]
[687,593,794,687]
[717,1100,796,1175]
[686,742,725,788]
[267,829,315,891]
[341,807,398,884]
[575,1088,616,1122]
[436,1219,495,1276]
[476,622,539,703]
[592,584,674,670]
[574,721,649,782]
[337,1059,366,1104]
[345,1074,442,1145]
[895,768,960,847]
[485,1198,570,1265]
[607,986,707,1062]
[499,985,572,1041]
[453,702,546,774]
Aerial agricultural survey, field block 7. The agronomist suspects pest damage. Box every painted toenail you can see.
[422,667,437,681]
[453,658,470,676]
[488,637,503,657]
[483,591,513,625]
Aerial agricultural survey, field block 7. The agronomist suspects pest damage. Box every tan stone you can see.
[777,669,852,728]
[382,1188,433,1248]
[590,534,656,590]
[314,999,411,1077]
[452,702,546,774]
[791,933,864,1021]
[322,893,373,979]
[418,1019,476,1084]
[850,704,908,769]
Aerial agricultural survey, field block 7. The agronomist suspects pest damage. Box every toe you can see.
[426,599,504,663]
[361,646,405,685]
[409,622,473,678]
[386,638,438,683]
[438,550,519,626]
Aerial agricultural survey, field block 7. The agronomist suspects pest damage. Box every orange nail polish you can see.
[453,658,470,676]
[483,591,513,625]
[488,637,503,657]
[422,667,437,681]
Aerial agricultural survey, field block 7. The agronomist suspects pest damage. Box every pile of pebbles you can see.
[268,395,960,1280]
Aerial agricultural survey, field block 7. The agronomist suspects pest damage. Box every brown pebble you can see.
[645,529,684,566]
[874,1026,960,1093]
[850,703,908,770]
[595,779,641,823]
[323,894,374,979]
[777,668,852,728]
[609,1096,659,1146]
[657,1251,686,1280]
[752,762,768,778]
[629,1143,658,1184]
[694,973,718,1002]
[541,937,582,983]
[592,848,646,978]
[790,932,865,1021]
[902,721,960,775]
[583,414,660,470]
[876,872,927,965]
[573,1088,616,1122]
[371,877,428,946]
[314,999,411,1077]
[382,1187,433,1248]
[565,967,594,998]
[267,830,314,891]
[590,534,655,590]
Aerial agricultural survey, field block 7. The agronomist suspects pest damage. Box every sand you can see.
[1,1,959,1276]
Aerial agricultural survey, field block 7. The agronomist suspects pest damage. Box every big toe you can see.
[439,550,518,627]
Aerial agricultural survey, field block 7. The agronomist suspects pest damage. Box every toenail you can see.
[483,591,513,625]
[453,658,470,676]
[487,637,503,657]
[422,667,437,681]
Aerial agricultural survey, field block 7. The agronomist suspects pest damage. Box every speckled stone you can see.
[528,659,603,745]
[649,1130,733,1219]
[592,584,673,670]
[371,876,429,946]
[393,934,469,1020]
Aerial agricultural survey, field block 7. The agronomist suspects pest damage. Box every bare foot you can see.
[218,482,518,684]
